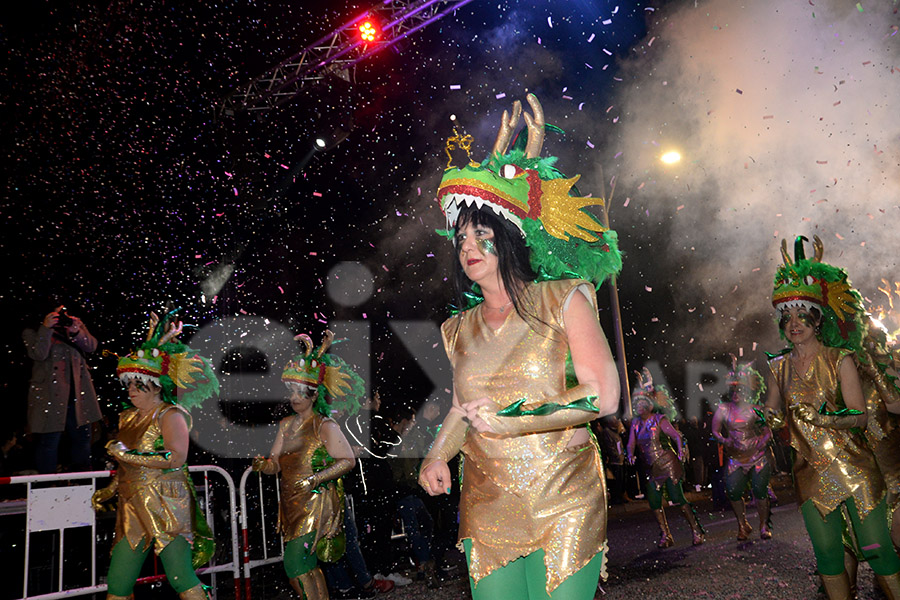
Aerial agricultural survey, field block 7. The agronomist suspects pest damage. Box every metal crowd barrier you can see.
[237,466,284,600]
[0,466,241,600]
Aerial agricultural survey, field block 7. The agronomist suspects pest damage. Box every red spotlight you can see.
[359,20,379,43]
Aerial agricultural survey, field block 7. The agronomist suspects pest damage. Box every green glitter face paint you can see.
[476,238,496,255]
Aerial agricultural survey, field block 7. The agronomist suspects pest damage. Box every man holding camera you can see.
[23,305,102,474]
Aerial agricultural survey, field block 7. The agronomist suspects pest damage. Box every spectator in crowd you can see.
[386,403,439,588]
[683,415,710,491]
[598,416,627,505]
[23,304,102,474]
[343,392,411,588]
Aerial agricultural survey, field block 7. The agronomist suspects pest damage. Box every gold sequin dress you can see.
[276,413,344,549]
[441,279,607,594]
[858,348,900,508]
[630,413,684,487]
[720,403,772,476]
[769,346,885,519]
[114,403,196,554]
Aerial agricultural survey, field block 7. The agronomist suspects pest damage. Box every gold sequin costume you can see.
[276,413,344,547]
[630,413,683,486]
[859,348,900,517]
[114,403,196,554]
[441,279,607,594]
[769,346,885,518]
[720,403,772,476]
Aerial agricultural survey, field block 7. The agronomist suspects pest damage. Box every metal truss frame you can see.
[218,0,473,117]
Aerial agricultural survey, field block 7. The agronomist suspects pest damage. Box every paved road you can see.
[256,475,890,599]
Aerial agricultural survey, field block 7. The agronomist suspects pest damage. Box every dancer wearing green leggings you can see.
[92,311,218,600]
[766,235,900,599]
[712,358,774,540]
[627,368,705,548]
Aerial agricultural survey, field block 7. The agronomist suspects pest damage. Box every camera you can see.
[56,307,74,329]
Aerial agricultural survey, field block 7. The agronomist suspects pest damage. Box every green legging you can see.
[801,497,900,576]
[463,539,604,600]
[283,531,318,579]
[645,477,688,510]
[725,463,772,502]
[107,536,200,596]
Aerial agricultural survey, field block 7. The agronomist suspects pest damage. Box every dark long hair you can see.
[451,204,537,320]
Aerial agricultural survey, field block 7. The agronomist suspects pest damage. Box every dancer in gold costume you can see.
[253,330,363,600]
[418,94,622,600]
[627,369,705,548]
[92,311,218,600]
[711,358,774,540]
[765,236,900,599]
[859,322,900,550]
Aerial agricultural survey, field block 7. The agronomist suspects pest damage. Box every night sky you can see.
[4,0,900,443]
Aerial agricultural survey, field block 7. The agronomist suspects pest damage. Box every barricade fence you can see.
[237,466,284,600]
[0,467,240,600]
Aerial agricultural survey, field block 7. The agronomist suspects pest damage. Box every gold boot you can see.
[876,572,900,600]
[757,498,772,540]
[291,567,329,600]
[179,584,210,600]
[819,572,852,600]
[653,509,674,548]
[106,595,133,600]
[844,550,858,600]
[730,499,752,540]
[680,504,705,546]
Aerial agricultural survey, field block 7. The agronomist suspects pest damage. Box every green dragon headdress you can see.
[115,310,219,410]
[772,235,866,355]
[436,93,622,288]
[631,367,677,421]
[726,355,765,405]
[282,330,364,417]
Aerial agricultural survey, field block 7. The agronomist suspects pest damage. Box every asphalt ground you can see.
[254,471,889,600]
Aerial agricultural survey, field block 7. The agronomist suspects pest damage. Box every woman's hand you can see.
[464,397,498,434]
[419,460,452,496]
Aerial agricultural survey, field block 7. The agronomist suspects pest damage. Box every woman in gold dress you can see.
[253,330,363,600]
[418,94,622,600]
[627,369,705,547]
[765,236,900,599]
[92,312,218,600]
[711,359,773,540]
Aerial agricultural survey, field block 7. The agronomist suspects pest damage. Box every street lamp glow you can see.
[661,150,682,165]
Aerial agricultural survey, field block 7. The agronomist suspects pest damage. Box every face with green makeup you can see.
[456,220,499,285]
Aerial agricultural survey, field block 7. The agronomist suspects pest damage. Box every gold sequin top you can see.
[114,403,195,554]
[858,349,900,499]
[630,413,684,485]
[719,403,772,475]
[442,279,607,594]
[276,413,344,547]
[769,346,884,518]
